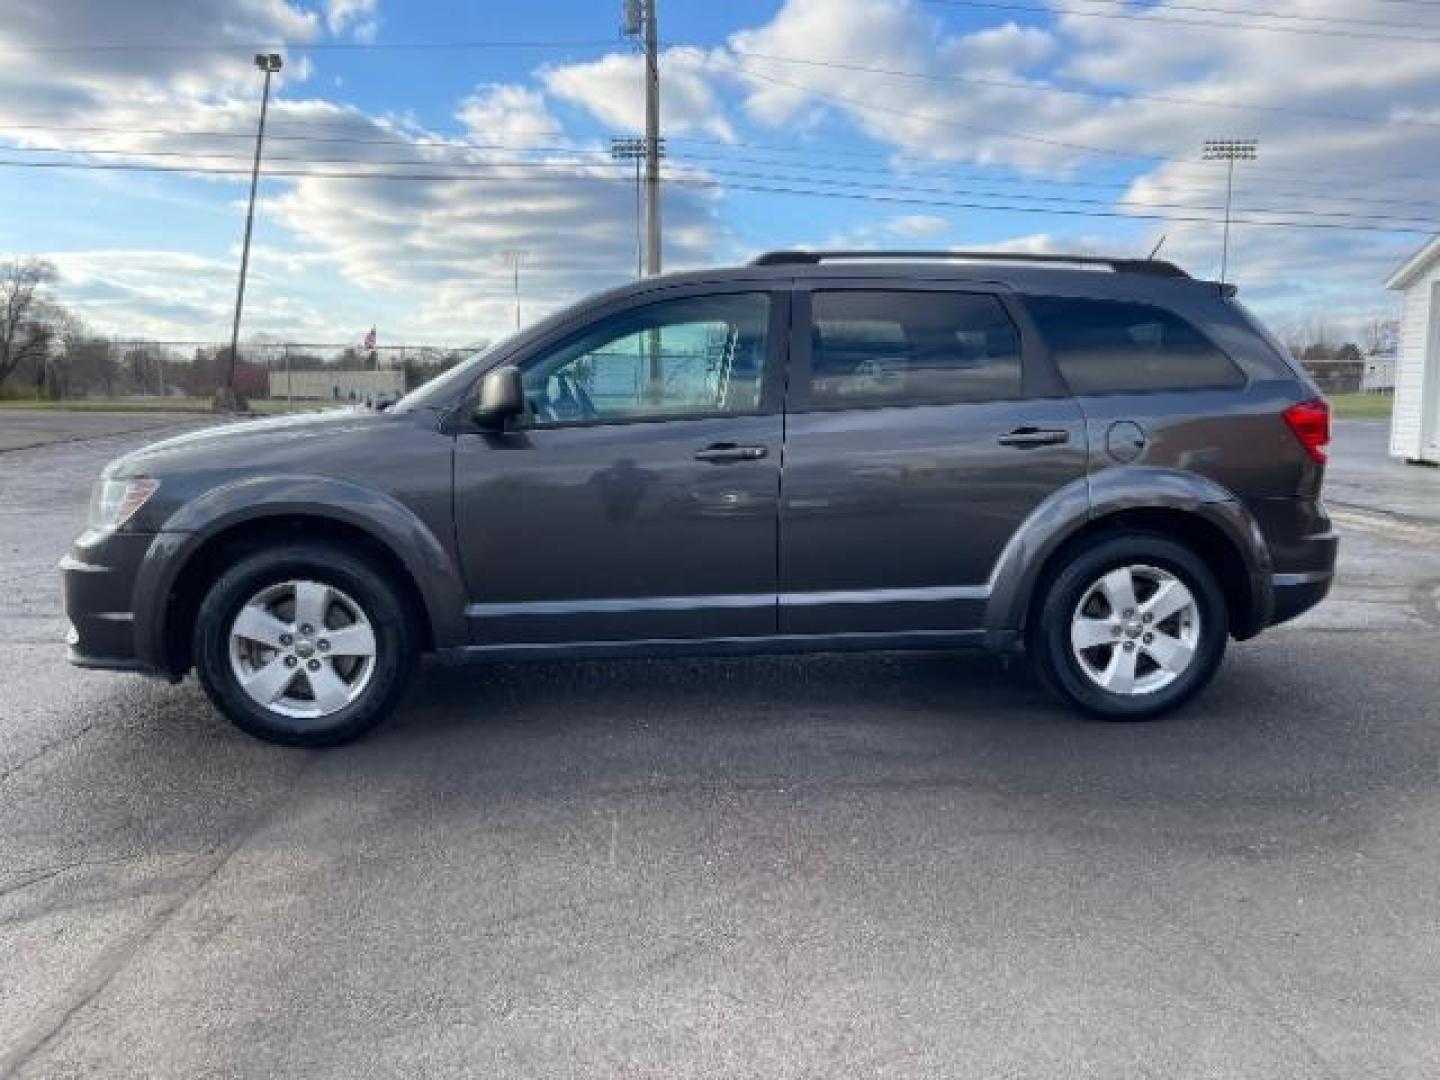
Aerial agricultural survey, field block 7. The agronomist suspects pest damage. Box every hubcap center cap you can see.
[1123,619,1143,638]
[294,639,316,659]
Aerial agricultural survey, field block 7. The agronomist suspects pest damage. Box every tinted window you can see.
[807,291,1022,407]
[521,293,769,425]
[1024,296,1244,394]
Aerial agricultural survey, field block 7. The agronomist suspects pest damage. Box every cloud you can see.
[542,47,738,142]
[0,0,726,342]
[886,215,951,238]
[457,85,563,147]
[31,249,338,341]
[0,0,1430,343]
[326,0,379,42]
[723,0,1433,330]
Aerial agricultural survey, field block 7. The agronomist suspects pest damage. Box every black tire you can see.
[193,543,419,746]
[1028,531,1228,720]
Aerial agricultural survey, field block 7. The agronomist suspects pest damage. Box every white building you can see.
[268,369,405,402]
[1385,236,1440,465]
[1361,352,1396,395]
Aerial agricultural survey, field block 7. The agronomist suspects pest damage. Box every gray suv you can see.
[61,251,1337,745]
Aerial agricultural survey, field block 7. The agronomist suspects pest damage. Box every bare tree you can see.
[1361,317,1398,356]
[0,258,59,388]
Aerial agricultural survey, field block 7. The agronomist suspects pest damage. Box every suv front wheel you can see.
[193,543,419,746]
[1030,532,1228,719]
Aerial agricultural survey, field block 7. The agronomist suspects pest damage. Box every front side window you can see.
[1023,295,1245,394]
[806,290,1022,408]
[520,293,770,426]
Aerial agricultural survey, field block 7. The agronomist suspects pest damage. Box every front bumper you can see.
[60,530,158,674]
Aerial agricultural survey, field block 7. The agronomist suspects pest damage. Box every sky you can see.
[0,0,1437,348]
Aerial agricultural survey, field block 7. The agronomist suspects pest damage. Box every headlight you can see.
[89,478,160,531]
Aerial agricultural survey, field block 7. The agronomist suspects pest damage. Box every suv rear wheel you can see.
[1030,532,1228,719]
[193,543,418,746]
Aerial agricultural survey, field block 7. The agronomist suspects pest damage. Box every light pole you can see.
[499,249,528,331]
[1202,138,1258,285]
[220,52,282,411]
[610,136,665,280]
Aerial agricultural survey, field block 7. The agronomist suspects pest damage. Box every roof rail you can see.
[749,249,1191,279]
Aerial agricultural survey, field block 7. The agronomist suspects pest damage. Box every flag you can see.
[363,327,377,352]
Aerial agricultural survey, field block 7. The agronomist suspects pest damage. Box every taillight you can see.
[1283,398,1330,464]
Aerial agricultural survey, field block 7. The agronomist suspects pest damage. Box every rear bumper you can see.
[1251,495,1339,629]
[1269,568,1334,626]
[59,532,160,675]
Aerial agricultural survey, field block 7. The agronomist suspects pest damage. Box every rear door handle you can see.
[997,427,1070,448]
[694,442,768,463]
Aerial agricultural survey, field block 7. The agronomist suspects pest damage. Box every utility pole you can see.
[621,0,662,275]
[1202,138,1257,285]
[499,249,528,331]
[642,0,661,275]
[220,53,282,411]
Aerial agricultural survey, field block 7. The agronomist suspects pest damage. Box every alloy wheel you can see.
[228,579,377,720]
[1069,563,1200,696]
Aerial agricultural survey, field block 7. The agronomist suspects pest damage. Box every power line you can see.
[0,156,1429,234]
[0,143,629,170]
[0,121,621,159]
[12,38,619,54]
[8,109,1440,200]
[671,146,1440,214]
[923,0,1440,44]
[727,49,1440,131]
[8,113,1439,189]
[660,128,1440,187]
[930,0,1438,32]
[691,175,1435,234]
[6,129,1440,216]
[15,143,1418,218]
[690,163,1438,228]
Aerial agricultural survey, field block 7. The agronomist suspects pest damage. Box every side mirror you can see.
[475,365,524,430]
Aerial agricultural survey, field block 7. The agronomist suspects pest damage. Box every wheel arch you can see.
[136,478,466,676]
[984,468,1273,647]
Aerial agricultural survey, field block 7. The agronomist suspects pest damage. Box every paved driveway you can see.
[2,414,1439,1079]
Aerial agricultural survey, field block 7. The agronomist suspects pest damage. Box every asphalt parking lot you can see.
[2,412,1439,1079]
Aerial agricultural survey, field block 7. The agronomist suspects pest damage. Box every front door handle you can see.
[997,427,1070,448]
[694,442,768,463]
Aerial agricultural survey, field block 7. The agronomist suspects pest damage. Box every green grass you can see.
[1327,393,1394,421]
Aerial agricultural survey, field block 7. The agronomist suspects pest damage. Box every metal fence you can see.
[7,339,481,409]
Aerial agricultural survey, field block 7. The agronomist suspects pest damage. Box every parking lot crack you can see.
[0,754,321,1079]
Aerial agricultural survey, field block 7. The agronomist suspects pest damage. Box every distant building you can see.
[1361,352,1396,395]
[1300,357,1363,396]
[1384,235,1440,465]
[268,369,405,401]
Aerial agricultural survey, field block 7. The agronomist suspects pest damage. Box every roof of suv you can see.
[604,250,1231,307]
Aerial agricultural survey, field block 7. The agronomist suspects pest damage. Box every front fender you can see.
[984,466,1272,647]
[133,475,466,670]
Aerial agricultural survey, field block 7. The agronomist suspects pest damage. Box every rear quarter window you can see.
[1023,295,1245,395]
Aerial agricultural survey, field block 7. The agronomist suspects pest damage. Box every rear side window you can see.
[807,290,1022,407]
[1024,296,1244,394]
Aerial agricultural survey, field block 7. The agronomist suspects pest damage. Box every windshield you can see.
[392,339,509,412]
